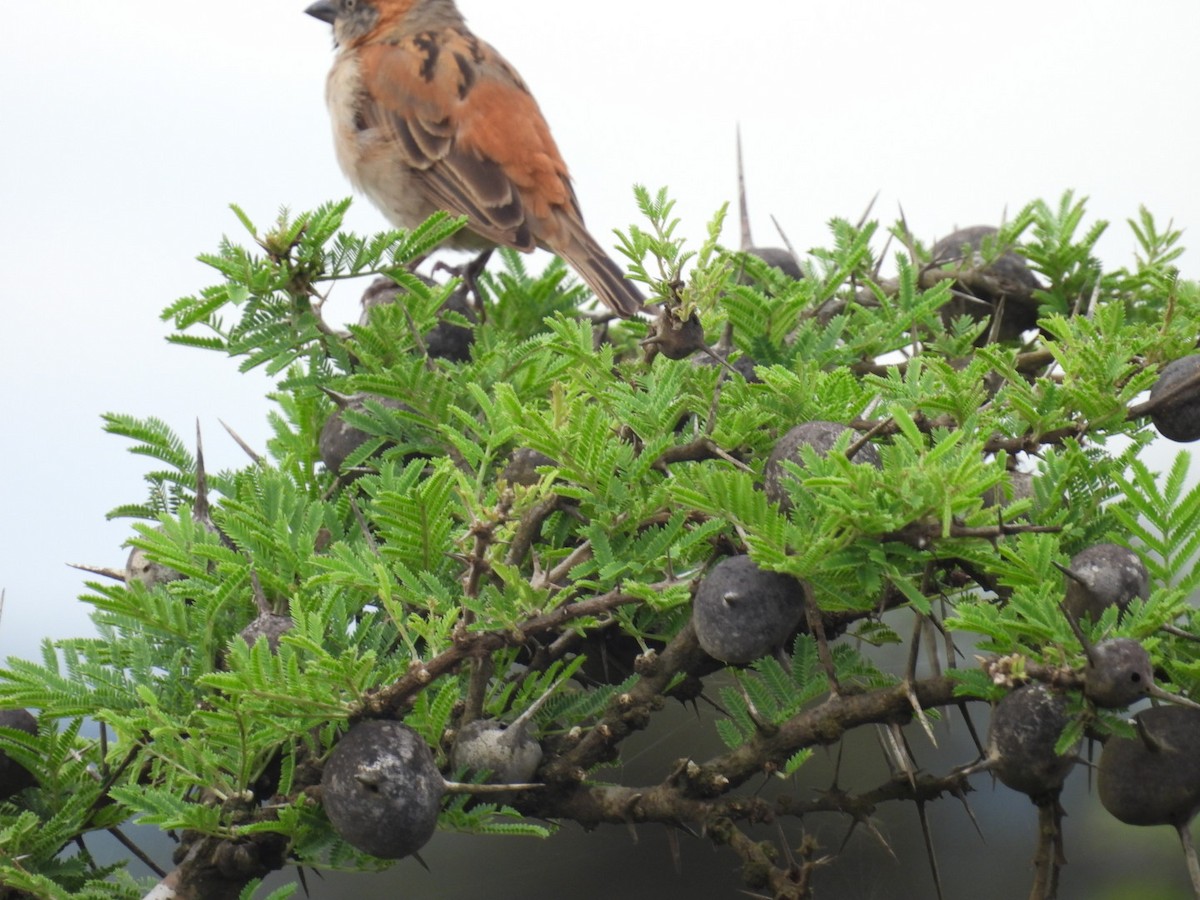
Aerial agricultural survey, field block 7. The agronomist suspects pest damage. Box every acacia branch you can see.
[361,586,655,719]
[540,620,713,781]
[701,675,965,791]
[523,764,974,830]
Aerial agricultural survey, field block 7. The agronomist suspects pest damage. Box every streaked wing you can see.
[358,29,578,250]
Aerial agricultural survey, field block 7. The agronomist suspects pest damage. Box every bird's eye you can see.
[343,0,356,10]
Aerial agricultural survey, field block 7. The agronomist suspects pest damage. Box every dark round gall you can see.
[742,247,803,282]
[451,719,543,785]
[359,275,477,363]
[212,837,284,881]
[125,530,186,590]
[763,421,880,512]
[1098,706,1200,827]
[931,226,1040,291]
[321,720,444,859]
[930,225,1041,343]
[694,347,761,383]
[982,471,1034,508]
[125,504,223,589]
[1061,543,1149,625]
[1083,638,1153,708]
[648,310,707,360]
[986,684,1078,803]
[423,288,476,363]
[240,613,294,654]
[319,394,413,476]
[0,708,38,800]
[1149,355,1200,443]
[501,448,557,488]
[360,274,433,322]
[692,555,808,664]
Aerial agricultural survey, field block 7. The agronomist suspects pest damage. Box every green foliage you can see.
[440,793,552,840]
[102,414,201,519]
[715,635,893,750]
[4,189,1200,897]
[239,881,298,900]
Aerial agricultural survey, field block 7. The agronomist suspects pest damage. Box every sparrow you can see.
[305,0,645,318]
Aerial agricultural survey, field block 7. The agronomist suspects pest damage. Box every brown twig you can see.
[361,586,658,720]
[1128,364,1200,420]
[1028,796,1065,900]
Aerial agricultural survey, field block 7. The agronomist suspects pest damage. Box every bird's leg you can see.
[433,249,493,317]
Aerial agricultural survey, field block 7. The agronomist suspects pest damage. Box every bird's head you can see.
[305,0,381,46]
[306,0,461,46]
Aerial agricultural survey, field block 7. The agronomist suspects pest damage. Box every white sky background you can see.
[2,0,1200,660]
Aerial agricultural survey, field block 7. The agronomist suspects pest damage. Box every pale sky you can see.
[3,0,1200,658]
[5,3,1200,895]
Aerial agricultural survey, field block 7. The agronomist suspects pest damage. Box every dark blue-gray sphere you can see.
[1061,543,1149,625]
[0,708,38,800]
[692,555,807,664]
[763,421,880,513]
[321,720,444,859]
[987,684,1078,803]
[1099,706,1200,827]
[1150,355,1200,442]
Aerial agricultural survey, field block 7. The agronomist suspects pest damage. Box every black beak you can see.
[305,0,338,25]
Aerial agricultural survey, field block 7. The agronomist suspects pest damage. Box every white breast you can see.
[323,52,440,231]
[325,53,369,191]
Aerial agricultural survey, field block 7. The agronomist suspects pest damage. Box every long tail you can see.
[556,228,645,319]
